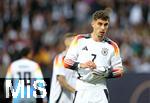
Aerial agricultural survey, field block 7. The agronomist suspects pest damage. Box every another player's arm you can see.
[107,42,124,79]
[54,55,76,93]
[57,75,75,93]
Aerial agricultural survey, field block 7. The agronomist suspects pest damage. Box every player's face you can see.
[91,19,109,38]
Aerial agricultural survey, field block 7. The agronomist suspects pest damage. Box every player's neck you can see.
[91,33,104,42]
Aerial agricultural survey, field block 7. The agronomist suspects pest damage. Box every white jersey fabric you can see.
[64,34,123,103]
[5,58,45,103]
[49,51,76,103]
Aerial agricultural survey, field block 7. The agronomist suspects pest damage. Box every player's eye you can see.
[104,23,108,27]
[98,22,102,26]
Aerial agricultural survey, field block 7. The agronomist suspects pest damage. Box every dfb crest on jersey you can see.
[101,48,108,56]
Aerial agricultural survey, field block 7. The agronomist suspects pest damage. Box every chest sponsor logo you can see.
[101,48,108,56]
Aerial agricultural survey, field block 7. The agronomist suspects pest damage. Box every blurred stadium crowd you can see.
[0,0,149,78]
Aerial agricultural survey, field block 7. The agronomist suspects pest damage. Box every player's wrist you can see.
[78,63,81,69]
[106,67,123,79]
[72,89,76,93]
[78,63,84,69]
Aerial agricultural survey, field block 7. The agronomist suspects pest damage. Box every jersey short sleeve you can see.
[64,35,85,68]
[53,55,66,76]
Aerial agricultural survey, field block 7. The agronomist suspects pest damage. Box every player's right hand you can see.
[80,61,96,69]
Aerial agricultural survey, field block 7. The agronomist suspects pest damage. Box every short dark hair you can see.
[20,47,32,57]
[92,8,112,21]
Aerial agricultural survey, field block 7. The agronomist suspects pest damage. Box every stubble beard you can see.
[96,33,104,41]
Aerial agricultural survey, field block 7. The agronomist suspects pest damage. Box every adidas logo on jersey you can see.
[82,46,88,51]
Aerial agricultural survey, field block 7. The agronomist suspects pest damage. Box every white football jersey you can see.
[49,51,76,103]
[5,58,44,103]
[65,34,123,86]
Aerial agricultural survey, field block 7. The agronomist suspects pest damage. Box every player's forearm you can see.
[57,75,76,93]
[62,83,76,93]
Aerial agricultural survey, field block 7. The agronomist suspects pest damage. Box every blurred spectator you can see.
[129,3,143,26]
[74,0,90,25]
[0,1,149,102]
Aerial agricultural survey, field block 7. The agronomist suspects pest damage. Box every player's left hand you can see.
[112,68,124,77]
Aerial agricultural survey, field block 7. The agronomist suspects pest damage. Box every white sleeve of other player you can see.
[53,55,65,76]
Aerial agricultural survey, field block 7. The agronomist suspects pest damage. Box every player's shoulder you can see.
[104,37,119,47]
[11,58,39,67]
[28,59,39,66]
[70,34,90,46]
[10,59,22,67]
[74,34,91,40]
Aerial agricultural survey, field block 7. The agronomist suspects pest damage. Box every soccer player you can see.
[64,8,124,103]
[5,47,47,103]
[49,33,77,103]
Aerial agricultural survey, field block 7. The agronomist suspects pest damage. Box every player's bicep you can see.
[65,45,78,62]
[64,37,79,69]
[65,35,81,60]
